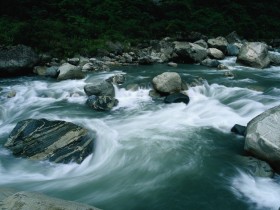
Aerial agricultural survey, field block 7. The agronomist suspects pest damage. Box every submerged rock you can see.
[201,58,220,68]
[0,191,100,210]
[164,93,190,105]
[231,124,246,136]
[237,42,270,69]
[245,105,280,171]
[84,80,115,97]
[4,119,94,164]
[268,52,280,66]
[86,95,118,111]
[152,72,182,95]
[7,90,16,98]
[238,156,274,178]
[0,45,39,76]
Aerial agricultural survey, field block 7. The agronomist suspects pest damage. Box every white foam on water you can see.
[231,171,280,210]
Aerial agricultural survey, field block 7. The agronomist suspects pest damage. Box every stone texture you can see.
[173,42,208,63]
[57,63,84,80]
[201,58,220,68]
[208,48,225,60]
[4,119,94,164]
[0,45,39,76]
[0,191,100,210]
[164,93,190,105]
[207,36,229,53]
[152,72,182,94]
[86,95,118,111]
[84,80,115,97]
[231,124,246,136]
[237,42,270,69]
[245,105,280,171]
[268,52,280,66]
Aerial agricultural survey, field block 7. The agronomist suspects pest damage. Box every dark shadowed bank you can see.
[0,0,279,56]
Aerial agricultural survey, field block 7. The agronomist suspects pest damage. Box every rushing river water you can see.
[1,57,280,210]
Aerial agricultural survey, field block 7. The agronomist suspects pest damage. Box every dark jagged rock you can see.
[0,45,39,77]
[84,81,115,97]
[173,42,208,63]
[226,31,242,44]
[207,37,229,53]
[164,93,190,105]
[231,124,246,136]
[201,58,220,68]
[4,119,94,164]
[268,52,280,66]
[138,56,153,65]
[86,95,118,111]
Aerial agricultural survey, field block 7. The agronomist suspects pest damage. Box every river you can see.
[0,56,280,210]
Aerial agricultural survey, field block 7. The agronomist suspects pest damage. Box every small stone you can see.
[167,62,178,67]
[217,64,229,70]
[7,91,16,98]
[224,71,234,78]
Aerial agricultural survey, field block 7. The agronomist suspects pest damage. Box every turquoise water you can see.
[0,57,280,210]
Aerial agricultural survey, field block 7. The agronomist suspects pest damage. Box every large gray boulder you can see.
[237,42,270,69]
[207,37,229,53]
[268,52,280,66]
[0,45,39,76]
[173,42,207,63]
[152,72,182,94]
[4,119,94,164]
[226,44,240,56]
[245,105,280,171]
[0,191,100,210]
[84,80,115,97]
[57,63,85,80]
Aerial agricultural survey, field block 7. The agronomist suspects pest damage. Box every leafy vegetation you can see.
[0,0,279,56]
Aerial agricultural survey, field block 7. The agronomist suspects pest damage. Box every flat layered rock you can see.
[5,119,94,164]
[0,191,100,210]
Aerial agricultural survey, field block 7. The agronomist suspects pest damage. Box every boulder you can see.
[217,64,229,70]
[84,81,115,97]
[207,37,229,53]
[106,74,126,85]
[0,191,100,210]
[194,39,208,49]
[231,124,246,136]
[33,66,47,76]
[138,56,153,65]
[173,42,208,63]
[237,42,270,69]
[201,58,220,68]
[57,63,84,80]
[226,44,240,56]
[82,63,94,71]
[245,105,280,171]
[67,57,80,66]
[226,31,242,44]
[0,45,39,76]
[164,93,190,105]
[86,95,118,111]
[268,52,280,66]
[152,72,182,95]
[238,156,274,178]
[4,119,94,164]
[45,66,59,78]
[208,48,225,60]
[167,62,178,67]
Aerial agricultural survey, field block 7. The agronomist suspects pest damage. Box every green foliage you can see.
[0,0,279,56]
